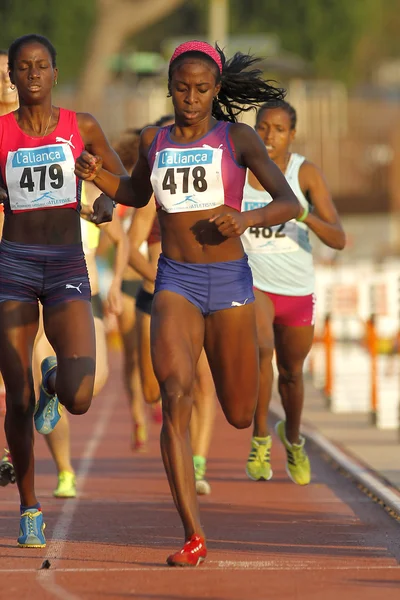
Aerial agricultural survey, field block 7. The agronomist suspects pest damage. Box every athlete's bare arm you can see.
[77,113,127,176]
[100,213,129,315]
[211,124,300,237]
[299,161,346,250]
[127,200,157,283]
[75,126,157,209]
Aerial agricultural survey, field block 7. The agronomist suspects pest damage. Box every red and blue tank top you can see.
[148,121,245,214]
[0,108,84,214]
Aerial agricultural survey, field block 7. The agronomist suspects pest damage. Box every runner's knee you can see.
[56,357,95,414]
[143,380,160,405]
[6,386,35,417]
[224,402,254,430]
[259,342,274,365]
[159,376,193,427]
[277,364,303,385]
[58,380,93,415]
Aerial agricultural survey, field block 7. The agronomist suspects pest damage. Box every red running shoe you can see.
[166,534,207,567]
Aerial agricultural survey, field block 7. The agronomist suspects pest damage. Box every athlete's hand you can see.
[75,151,103,181]
[91,194,114,225]
[107,281,123,316]
[209,212,250,237]
[79,203,93,221]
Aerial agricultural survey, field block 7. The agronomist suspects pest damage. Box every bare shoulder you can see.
[75,112,102,142]
[299,158,325,184]
[140,125,160,149]
[76,112,99,129]
[228,122,263,161]
[228,121,257,142]
[300,158,320,174]
[298,158,331,203]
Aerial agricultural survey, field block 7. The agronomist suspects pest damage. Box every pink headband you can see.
[169,40,223,74]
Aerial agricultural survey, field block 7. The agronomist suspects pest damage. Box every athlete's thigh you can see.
[117,294,136,351]
[93,316,109,394]
[43,300,95,358]
[254,288,275,352]
[204,304,259,411]
[136,310,152,373]
[43,300,96,395]
[151,291,204,390]
[136,309,159,403]
[0,300,39,393]
[274,324,314,371]
[194,348,215,399]
[32,308,54,391]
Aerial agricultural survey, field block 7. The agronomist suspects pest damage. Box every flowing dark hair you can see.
[257,99,297,130]
[8,34,57,71]
[168,43,286,123]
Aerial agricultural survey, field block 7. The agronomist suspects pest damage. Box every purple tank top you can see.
[148,121,245,213]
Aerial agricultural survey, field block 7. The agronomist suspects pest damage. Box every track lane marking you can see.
[36,392,117,599]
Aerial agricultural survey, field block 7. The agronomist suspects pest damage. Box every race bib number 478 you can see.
[6,143,76,211]
[151,146,224,213]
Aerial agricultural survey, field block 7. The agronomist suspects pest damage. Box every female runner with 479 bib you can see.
[0,33,125,548]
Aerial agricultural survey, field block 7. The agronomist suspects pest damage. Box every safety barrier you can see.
[310,265,400,431]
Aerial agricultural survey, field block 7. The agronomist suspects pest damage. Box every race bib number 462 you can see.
[242,221,300,254]
[6,143,76,211]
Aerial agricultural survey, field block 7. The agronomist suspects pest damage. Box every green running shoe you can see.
[275,420,311,485]
[245,436,273,481]
[53,471,76,498]
[193,455,211,495]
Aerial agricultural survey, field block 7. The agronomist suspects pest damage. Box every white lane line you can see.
[36,392,117,600]
[3,563,400,573]
[270,403,400,515]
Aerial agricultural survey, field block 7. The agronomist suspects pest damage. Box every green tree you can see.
[0,0,95,82]
[132,0,206,52]
[133,0,400,86]
[76,0,186,112]
[229,0,380,84]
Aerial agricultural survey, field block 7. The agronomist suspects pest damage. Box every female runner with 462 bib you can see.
[243,100,345,485]
[75,40,301,566]
[0,34,125,548]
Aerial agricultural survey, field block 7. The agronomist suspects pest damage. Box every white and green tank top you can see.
[241,153,314,296]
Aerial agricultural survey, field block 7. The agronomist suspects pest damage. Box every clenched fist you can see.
[75,151,103,181]
[209,212,250,237]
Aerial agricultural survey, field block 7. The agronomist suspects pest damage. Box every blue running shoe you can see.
[34,356,61,435]
[17,509,46,548]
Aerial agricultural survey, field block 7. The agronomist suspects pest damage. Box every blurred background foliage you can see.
[0,0,399,86]
[0,0,95,83]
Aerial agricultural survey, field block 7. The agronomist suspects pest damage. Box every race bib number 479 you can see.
[6,143,76,211]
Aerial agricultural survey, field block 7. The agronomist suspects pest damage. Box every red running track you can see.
[0,350,399,599]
